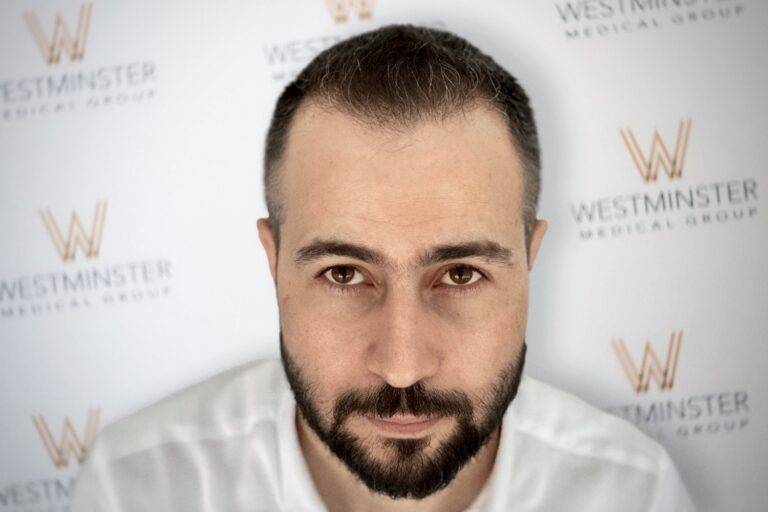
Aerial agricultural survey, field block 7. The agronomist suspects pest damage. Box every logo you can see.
[606,330,751,441]
[39,200,107,262]
[611,330,683,393]
[32,408,100,468]
[620,119,691,183]
[24,3,93,65]
[569,117,759,241]
[4,2,157,122]
[553,0,746,41]
[324,0,375,23]
[1,200,173,319]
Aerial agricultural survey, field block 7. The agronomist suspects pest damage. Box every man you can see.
[72,24,696,511]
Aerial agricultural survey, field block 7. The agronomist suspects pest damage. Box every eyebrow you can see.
[294,237,514,271]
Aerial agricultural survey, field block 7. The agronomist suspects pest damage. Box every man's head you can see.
[257,24,546,500]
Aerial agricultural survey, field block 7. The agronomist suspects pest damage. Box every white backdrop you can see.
[1,1,766,511]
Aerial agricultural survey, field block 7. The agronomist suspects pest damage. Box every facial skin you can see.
[257,99,547,512]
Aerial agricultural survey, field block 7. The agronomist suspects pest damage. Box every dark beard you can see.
[280,331,526,500]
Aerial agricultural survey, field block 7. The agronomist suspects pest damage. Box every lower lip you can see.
[365,415,441,435]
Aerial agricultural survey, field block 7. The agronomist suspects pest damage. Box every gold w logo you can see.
[39,200,107,262]
[611,330,683,394]
[32,408,100,468]
[619,119,692,183]
[24,3,93,65]
[323,0,376,23]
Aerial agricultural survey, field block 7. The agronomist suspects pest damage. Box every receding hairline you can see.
[262,24,542,253]
[305,86,509,129]
[267,95,529,260]
[273,92,526,179]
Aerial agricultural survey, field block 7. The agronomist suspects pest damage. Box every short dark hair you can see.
[263,24,541,254]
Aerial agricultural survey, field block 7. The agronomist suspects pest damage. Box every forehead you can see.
[279,100,525,258]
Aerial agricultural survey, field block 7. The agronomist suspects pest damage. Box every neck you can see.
[296,412,501,512]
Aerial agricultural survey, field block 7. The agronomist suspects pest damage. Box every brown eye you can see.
[441,265,482,287]
[324,265,363,285]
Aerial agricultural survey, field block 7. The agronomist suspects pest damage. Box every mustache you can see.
[333,381,474,426]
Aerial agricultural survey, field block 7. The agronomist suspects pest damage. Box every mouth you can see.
[364,414,441,436]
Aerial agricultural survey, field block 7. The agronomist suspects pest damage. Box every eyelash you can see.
[315,265,488,298]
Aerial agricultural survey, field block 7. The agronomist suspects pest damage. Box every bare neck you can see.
[296,413,500,512]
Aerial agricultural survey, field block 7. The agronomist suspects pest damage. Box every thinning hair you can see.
[263,24,541,254]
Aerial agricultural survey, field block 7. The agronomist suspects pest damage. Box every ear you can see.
[526,219,547,271]
[256,218,279,282]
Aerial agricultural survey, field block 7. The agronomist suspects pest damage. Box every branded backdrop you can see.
[1,1,766,511]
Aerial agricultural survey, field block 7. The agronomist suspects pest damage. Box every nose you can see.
[364,288,441,388]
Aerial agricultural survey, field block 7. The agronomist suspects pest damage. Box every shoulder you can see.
[509,374,669,472]
[72,358,291,510]
[497,375,695,510]
[90,357,288,462]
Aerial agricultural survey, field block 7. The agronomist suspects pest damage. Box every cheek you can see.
[282,294,366,364]
[439,276,528,344]
[280,271,378,357]
[279,290,369,413]
[437,284,527,394]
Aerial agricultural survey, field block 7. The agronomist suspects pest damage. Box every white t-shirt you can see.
[71,358,696,511]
